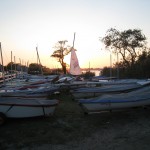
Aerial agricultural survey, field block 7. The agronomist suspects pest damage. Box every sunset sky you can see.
[0,0,150,69]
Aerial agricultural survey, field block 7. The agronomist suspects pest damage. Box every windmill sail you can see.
[69,48,81,75]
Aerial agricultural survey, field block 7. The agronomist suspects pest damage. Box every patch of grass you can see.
[1,93,150,149]
[0,93,96,148]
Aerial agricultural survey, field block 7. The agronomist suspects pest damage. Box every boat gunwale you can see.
[0,102,58,107]
[79,97,150,104]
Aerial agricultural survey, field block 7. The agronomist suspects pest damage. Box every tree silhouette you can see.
[51,40,71,74]
[101,28,147,67]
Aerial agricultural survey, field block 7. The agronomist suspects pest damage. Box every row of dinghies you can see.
[0,44,83,125]
[1,39,150,124]
[0,75,61,125]
[73,79,150,114]
[1,75,150,125]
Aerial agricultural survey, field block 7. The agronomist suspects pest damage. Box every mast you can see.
[19,58,23,77]
[14,56,16,71]
[89,61,90,72]
[11,51,13,81]
[72,32,76,48]
[36,46,43,75]
[117,52,119,79]
[36,46,39,65]
[27,61,29,73]
[0,42,5,83]
[110,52,112,77]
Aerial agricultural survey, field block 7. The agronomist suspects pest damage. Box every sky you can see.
[0,0,150,69]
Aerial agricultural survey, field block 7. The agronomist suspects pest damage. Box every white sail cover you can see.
[69,48,81,75]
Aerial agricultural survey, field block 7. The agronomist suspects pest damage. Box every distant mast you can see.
[36,46,43,75]
[69,33,82,75]
[0,42,5,83]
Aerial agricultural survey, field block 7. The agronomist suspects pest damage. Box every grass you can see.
[0,93,96,149]
[1,92,150,149]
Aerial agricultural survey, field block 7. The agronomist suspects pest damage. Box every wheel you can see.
[0,113,6,125]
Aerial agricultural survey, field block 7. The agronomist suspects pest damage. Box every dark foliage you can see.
[101,28,147,68]
[101,51,150,79]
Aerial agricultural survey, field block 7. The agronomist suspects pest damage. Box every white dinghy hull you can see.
[0,98,59,118]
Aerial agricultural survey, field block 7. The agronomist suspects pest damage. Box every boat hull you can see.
[0,98,59,118]
[80,98,150,113]
[79,86,150,113]
[72,84,142,99]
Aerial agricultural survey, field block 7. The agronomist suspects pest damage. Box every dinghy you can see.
[71,83,144,99]
[0,97,59,125]
[79,85,150,113]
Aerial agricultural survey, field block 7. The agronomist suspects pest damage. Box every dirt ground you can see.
[1,93,150,150]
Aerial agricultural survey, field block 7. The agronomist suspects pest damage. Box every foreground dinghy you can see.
[79,86,150,113]
[0,98,59,125]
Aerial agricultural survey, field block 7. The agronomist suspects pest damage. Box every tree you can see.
[6,62,14,71]
[51,40,71,74]
[6,62,28,72]
[28,63,42,74]
[101,28,147,67]
[135,51,150,78]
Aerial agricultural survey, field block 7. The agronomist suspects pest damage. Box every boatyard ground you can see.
[1,93,150,150]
